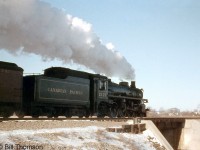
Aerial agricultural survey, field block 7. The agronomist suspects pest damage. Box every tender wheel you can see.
[15,111,24,118]
[85,109,90,118]
[32,114,39,118]
[54,115,59,118]
[47,113,53,118]
[45,107,55,118]
[2,112,12,118]
[64,110,72,118]
[31,108,41,118]
[0,107,13,118]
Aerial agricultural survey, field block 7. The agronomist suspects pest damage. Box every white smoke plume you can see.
[0,0,135,80]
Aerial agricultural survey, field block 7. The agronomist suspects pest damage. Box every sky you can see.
[0,0,200,110]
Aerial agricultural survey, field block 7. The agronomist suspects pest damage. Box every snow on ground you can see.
[0,126,163,150]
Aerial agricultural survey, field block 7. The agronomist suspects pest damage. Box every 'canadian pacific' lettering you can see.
[47,88,83,95]
[70,90,83,95]
[48,88,67,94]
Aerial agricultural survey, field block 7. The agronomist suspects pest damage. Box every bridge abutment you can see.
[144,118,200,150]
[152,119,185,150]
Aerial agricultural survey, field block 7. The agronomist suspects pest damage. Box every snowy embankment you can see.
[0,121,166,150]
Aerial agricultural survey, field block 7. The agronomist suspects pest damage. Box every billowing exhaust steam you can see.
[0,0,135,80]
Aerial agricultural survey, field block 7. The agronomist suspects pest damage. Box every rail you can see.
[0,116,137,122]
[0,116,200,122]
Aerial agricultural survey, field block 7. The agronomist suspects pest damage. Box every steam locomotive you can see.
[0,61,148,118]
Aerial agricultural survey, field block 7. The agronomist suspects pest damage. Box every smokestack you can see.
[130,81,136,88]
[0,0,135,80]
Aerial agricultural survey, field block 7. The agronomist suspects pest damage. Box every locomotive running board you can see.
[108,95,148,103]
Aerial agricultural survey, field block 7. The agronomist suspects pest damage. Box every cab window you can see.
[99,81,107,90]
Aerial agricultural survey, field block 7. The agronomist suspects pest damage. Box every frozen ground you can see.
[0,120,166,150]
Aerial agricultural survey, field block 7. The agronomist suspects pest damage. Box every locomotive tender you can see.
[0,61,148,118]
[0,61,23,117]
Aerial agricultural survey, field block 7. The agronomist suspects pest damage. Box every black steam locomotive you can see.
[0,61,148,118]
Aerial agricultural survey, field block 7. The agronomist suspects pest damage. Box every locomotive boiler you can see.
[108,81,147,117]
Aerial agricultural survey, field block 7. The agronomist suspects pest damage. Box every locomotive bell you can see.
[130,81,136,88]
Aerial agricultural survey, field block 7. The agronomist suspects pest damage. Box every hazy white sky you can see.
[0,0,200,110]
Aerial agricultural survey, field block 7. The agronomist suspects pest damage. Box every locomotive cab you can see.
[98,80,108,99]
[91,76,109,117]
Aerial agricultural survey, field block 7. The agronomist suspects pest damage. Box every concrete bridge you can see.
[142,117,200,150]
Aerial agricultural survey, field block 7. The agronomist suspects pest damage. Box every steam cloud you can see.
[0,0,135,80]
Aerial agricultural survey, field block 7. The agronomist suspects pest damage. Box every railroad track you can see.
[0,116,200,122]
[0,116,139,122]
